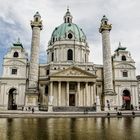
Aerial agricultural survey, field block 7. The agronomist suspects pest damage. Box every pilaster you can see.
[85,82,88,106]
[48,81,53,112]
[66,82,69,106]
[58,81,61,106]
[77,82,80,106]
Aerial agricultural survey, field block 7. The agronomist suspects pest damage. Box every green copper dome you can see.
[49,9,86,45]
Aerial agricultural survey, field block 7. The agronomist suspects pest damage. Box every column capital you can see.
[99,15,112,33]
[31,12,43,30]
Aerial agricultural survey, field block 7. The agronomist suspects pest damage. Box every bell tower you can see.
[99,15,115,110]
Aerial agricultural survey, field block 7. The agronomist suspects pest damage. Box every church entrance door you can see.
[8,88,17,110]
[122,90,131,110]
[69,94,75,106]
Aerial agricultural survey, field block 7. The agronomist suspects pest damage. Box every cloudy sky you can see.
[0,0,140,75]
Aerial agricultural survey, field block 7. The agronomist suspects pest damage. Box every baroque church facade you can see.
[0,9,139,111]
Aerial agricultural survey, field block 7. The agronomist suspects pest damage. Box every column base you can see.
[48,105,53,112]
[0,106,8,111]
[96,105,101,112]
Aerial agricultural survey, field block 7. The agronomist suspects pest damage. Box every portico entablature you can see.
[113,63,135,69]
[49,66,96,82]
[114,81,137,86]
[50,77,96,82]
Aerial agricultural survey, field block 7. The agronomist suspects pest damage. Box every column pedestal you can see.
[25,89,39,110]
[48,105,53,112]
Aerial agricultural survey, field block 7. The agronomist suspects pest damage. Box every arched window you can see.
[123,90,130,96]
[35,17,38,22]
[52,52,54,61]
[68,33,73,39]
[46,70,49,75]
[8,88,17,110]
[122,89,131,110]
[13,52,19,57]
[122,55,126,61]
[45,85,48,95]
[52,37,55,43]
[67,49,73,60]
[67,17,70,23]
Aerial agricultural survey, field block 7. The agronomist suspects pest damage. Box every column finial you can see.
[99,15,112,33]
[64,6,73,23]
[67,5,69,12]
[17,37,20,43]
[118,42,122,48]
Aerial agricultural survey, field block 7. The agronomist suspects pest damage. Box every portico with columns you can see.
[39,66,97,108]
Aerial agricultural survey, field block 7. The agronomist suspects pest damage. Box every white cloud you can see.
[0,0,140,75]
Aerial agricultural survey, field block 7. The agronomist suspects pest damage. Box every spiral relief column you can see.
[99,15,115,110]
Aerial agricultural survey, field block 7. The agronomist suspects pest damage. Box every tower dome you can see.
[49,8,87,45]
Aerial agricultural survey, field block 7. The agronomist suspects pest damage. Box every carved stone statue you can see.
[48,96,54,106]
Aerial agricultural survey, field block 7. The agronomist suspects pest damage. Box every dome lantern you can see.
[63,7,73,23]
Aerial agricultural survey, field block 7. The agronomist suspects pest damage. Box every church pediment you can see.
[114,63,135,69]
[50,66,96,78]
[5,60,26,66]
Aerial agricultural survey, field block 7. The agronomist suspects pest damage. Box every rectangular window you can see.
[123,71,128,77]
[52,52,54,61]
[69,83,76,91]
[11,69,17,75]
[46,70,49,75]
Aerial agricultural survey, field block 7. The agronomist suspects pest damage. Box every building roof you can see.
[12,38,23,49]
[49,9,86,45]
[115,42,126,52]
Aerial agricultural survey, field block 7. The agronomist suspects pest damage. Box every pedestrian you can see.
[32,107,34,113]
[28,106,31,111]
